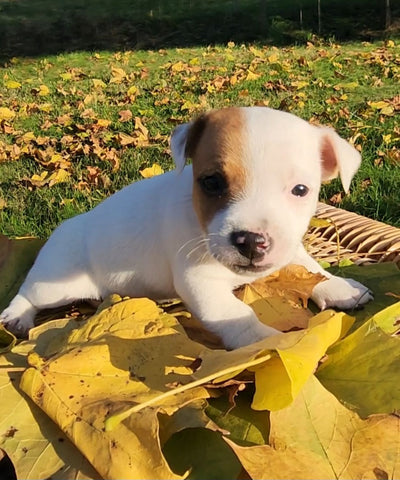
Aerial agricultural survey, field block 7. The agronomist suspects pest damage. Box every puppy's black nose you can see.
[230,231,271,261]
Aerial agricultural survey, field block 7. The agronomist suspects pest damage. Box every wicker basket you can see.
[305,203,400,266]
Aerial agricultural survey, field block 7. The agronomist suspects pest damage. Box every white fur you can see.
[0,107,372,348]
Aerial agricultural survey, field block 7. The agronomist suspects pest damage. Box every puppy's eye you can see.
[291,184,309,197]
[198,173,227,197]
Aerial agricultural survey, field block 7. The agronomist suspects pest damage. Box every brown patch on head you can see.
[321,134,339,181]
[186,108,247,230]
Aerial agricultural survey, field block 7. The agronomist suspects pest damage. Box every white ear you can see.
[170,123,192,173]
[319,127,361,193]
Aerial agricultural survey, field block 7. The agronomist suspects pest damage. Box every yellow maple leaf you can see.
[59,72,72,81]
[28,171,49,187]
[140,163,164,178]
[171,61,185,73]
[109,67,126,84]
[83,93,95,105]
[20,298,200,479]
[249,310,353,411]
[96,118,111,128]
[48,154,71,170]
[127,85,138,97]
[249,46,264,58]
[267,53,279,63]
[246,70,261,81]
[92,78,106,89]
[5,80,21,89]
[0,107,16,121]
[38,103,53,112]
[226,375,400,479]
[47,169,71,186]
[21,131,36,143]
[369,100,394,115]
[291,80,309,89]
[181,99,197,111]
[134,116,150,146]
[333,81,359,90]
[0,321,101,479]
[38,84,50,96]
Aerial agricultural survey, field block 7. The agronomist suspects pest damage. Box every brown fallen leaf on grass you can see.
[118,109,133,122]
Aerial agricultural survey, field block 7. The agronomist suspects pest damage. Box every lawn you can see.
[1,38,399,237]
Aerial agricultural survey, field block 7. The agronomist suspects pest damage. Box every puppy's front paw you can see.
[0,295,37,337]
[311,276,373,311]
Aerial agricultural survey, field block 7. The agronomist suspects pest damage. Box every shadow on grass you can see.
[0,0,398,60]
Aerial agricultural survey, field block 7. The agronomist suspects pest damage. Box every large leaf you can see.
[0,339,100,480]
[20,298,209,480]
[327,263,400,327]
[247,310,353,411]
[226,375,400,479]
[317,301,400,417]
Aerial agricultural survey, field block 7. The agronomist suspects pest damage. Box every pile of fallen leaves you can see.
[0,236,399,479]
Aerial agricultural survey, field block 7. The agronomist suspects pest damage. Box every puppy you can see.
[0,107,372,349]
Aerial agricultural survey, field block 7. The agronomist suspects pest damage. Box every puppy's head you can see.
[171,107,361,276]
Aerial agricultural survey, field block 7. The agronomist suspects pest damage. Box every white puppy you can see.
[1,107,372,348]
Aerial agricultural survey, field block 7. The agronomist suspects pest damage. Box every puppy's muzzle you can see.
[230,231,272,262]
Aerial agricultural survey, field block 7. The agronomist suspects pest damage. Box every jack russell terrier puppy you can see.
[1,107,372,349]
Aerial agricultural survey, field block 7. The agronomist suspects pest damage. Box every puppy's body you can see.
[1,107,372,348]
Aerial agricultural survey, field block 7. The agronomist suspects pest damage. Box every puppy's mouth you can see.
[206,234,274,275]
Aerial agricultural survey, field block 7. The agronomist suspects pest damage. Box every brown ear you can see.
[185,114,207,159]
[320,127,361,192]
[170,114,208,173]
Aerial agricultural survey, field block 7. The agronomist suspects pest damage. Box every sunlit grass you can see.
[0,40,399,237]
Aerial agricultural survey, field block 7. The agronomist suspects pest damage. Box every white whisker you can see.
[177,235,207,255]
[186,240,209,259]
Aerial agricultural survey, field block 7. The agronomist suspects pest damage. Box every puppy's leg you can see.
[0,294,37,334]
[292,244,373,310]
[173,264,279,349]
[1,271,100,336]
[1,221,100,335]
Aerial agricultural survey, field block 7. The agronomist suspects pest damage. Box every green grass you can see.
[0,39,399,238]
